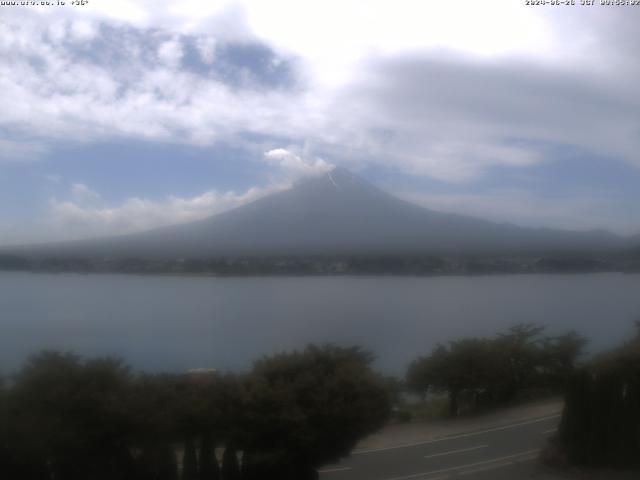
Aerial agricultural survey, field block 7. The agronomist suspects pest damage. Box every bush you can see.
[557,323,640,468]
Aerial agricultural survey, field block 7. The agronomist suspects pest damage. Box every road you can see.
[318,413,560,480]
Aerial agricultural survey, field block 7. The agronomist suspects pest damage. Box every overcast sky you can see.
[2,0,640,245]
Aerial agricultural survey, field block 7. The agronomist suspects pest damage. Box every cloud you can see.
[400,188,639,235]
[48,182,284,240]
[157,37,184,67]
[315,49,640,181]
[0,10,309,150]
[263,148,334,178]
[70,20,97,41]
[3,1,640,187]
[45,149,331,241]
[0,139,46,162]
[71,183,101,200]
[44,174,63,184]
[42,147,333,240]
[196,36,217,64]
[0,2,556,178]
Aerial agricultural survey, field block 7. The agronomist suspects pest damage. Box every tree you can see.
[558,323,640,467]
[199,433,220,480]
[183,435,198,480]
[407,324,587,416]
[1,345,389,480]
[407,339,503,416]
[240,345,391,478]
[137,442,179,480]
[0,374,12,476]
[128,373,183,479]
[494,323,546,399]
[406,356,432,400]
[0,367,49,480]
[221,445,241,480]
[539,331,587,391]
[7,352,135,480]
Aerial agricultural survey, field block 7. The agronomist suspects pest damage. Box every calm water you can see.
[1,272,639,375]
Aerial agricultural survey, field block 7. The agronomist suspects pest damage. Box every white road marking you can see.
[353,414,560,455]
[459,460,513,476]
[380,449,540,480]
[460,451,539,475]
[542,428,557,434]
[423,444,488,459]
[318,466,352,474]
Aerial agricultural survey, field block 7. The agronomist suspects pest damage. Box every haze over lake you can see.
[2,271,639,376]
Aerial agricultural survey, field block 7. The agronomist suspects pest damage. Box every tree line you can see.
[556,322,640,468]
[404,322,640,468]
[2,253,635,276]
[3,322,635,478]
[0,345,391,480]
[406,324,586,416]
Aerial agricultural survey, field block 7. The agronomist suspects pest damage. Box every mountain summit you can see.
[6,168,627,258]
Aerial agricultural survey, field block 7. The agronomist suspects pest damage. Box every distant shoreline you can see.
[1,253,638,278]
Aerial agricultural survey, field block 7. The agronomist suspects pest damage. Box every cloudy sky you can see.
[2,0,640,245]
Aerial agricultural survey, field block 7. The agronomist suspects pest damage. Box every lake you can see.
[1,272,639,376]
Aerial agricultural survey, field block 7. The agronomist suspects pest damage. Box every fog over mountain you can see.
[4,168,633,259]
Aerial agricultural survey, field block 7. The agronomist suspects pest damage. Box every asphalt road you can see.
[318,414,560,480]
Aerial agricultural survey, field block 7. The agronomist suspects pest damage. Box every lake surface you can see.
[1,272,639,376]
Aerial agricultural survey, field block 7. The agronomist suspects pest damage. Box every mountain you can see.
[628,241,640,259]
[3,167,630,259]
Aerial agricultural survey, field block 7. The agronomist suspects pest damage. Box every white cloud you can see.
[263,148,334,179]
[390,142,543,184]
[71,183,101,200]
[0,17,315,149]
[0,139,46,162]
[196,36,217,64]
[242,0,554,89]
[2,1,640,184]
[400,189,639,235]
[157,38,184,68]
[42,147,333,240]
[48,182,285,240]
[70,20,97,41]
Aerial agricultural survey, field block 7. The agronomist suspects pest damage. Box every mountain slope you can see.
[5,167,629,258]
